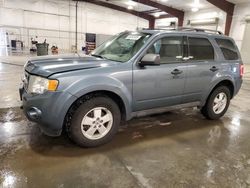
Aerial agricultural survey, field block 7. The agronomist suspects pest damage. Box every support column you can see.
[75,1,78,52]
[178,14,184,27]
[149,19,155,29]
[206,0,235,35]
[225,13,233,36]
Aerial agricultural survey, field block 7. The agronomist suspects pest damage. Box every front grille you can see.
[23,72,30,91]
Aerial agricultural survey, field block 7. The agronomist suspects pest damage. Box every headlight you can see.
[28,75,59,94]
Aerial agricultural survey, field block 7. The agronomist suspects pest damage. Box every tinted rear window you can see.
[215,39,239,60]
[188,37,214,60]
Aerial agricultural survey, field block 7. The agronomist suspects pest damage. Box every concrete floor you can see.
[0,55,250,188]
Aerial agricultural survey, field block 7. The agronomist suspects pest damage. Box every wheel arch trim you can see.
[201,77,235,106]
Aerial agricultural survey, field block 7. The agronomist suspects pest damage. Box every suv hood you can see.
[25,54,119,77]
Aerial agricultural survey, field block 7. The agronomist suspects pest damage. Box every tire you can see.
[201,86,231,120]
[67,96,121,147]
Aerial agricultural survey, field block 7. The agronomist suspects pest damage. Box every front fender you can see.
[65,76,133,120]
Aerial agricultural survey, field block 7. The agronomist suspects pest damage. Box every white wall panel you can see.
[230,2,250,49]
[58,3,70,15]
[4,0,36,11]
[36,30,58,38]
[44,0,59,14]
[1,8,23,27]
[44,14,59,30]
[24,11,44,28]
[59,16,70,31]
[0,0,149,50]
[58,38,70,51]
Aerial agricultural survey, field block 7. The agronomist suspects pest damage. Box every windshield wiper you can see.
[91,54,106,59]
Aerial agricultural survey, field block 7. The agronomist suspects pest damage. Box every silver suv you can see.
[20,28,244,147]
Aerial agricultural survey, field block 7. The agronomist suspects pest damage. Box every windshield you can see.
[91,32,151,62]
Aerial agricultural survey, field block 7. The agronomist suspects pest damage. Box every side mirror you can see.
[140,54,160,66]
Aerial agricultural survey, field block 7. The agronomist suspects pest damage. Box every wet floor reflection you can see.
[0,62,250,187]
[0,104,250,187]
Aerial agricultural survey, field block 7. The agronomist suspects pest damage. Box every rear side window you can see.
[188,37,214,60]
[215,38,239,60]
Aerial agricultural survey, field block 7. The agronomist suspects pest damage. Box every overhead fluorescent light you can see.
[192,7,199,12]
[127,5,133,10]
[125,0,137,6]
[194,0,200,5]
[190,0,201,12]
[154,12,160,18]
[192,0,200,7]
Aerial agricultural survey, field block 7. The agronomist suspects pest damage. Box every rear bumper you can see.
[20,87,77,136]
[233,77,243,97]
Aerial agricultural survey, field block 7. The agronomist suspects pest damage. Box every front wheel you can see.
[67,96,121,147]
[201,86,231,120]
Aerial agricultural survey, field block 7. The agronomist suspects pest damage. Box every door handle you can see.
[182,57,189,61]
[210,66,219,72]
[171,69,183,75]
[182,56,193,61]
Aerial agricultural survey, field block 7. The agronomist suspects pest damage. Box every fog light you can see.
[27,107,42,120]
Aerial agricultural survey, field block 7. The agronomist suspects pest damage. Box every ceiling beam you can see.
[76,0,155,28]
[206,0,234,15]
[157,14,174,19]
[206,0,235,35]
[132,0,184,26]
[141,8,162,14]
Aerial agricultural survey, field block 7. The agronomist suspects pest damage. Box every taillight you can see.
[240,64,244,78]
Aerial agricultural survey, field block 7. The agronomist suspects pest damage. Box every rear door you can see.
[133,35,187,111]
[182,36,218,103]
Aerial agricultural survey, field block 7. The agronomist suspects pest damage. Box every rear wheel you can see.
[67,96,121,147]
[201,86,230,120]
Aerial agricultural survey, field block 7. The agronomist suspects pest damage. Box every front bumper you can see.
[19,86,77,136]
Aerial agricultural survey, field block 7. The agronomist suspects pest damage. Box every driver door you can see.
[132,35,187,111]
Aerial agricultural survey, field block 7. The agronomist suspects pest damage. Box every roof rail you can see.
[176,27,223,35]
[141,27,223,35]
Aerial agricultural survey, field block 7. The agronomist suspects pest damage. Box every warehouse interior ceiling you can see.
[227,0,250,3]
[98,0,250,12]
[98,0,213,16]
[83,0,250,27]
[1,0,250,51]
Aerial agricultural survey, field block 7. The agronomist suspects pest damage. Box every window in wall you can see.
[146,36,183,64]
[215,38,239,60]
[188,37,214,61]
